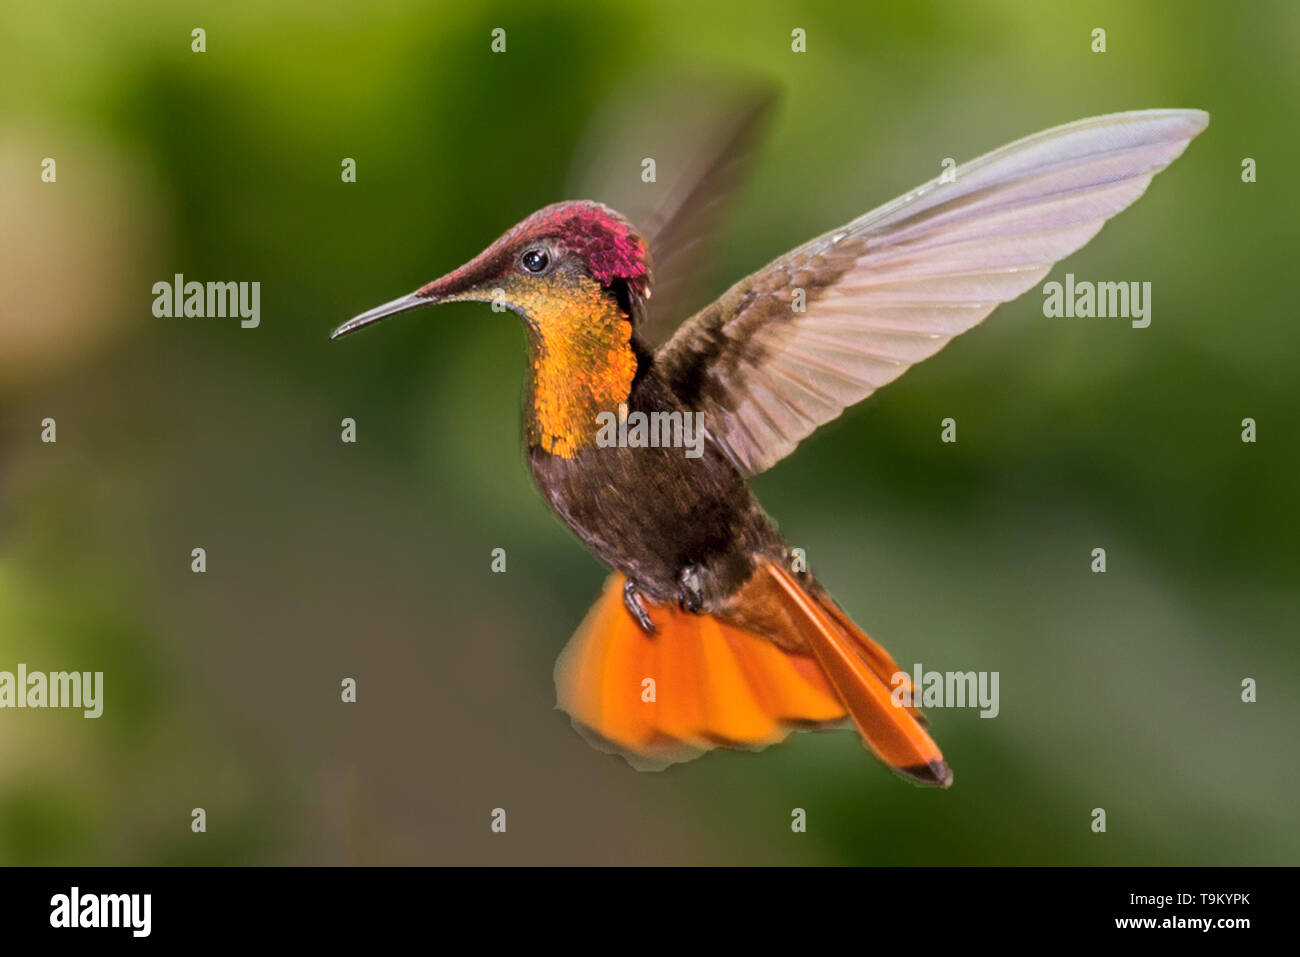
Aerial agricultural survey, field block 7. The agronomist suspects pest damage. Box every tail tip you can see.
[898,758,954,789]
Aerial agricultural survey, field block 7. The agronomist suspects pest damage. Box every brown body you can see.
[529,358,779,610]
[527,346,835,655]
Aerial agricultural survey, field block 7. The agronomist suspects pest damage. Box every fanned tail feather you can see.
[554,563,951,787]
[554,573,845,770]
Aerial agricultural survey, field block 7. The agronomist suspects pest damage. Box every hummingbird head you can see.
[330,200,652,340]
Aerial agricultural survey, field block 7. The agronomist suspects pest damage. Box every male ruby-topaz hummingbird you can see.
[332,108,1207,785]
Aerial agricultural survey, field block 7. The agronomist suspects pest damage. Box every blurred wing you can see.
[567,75,777,345]
[638,89,776,344]
[655,109,1209,476]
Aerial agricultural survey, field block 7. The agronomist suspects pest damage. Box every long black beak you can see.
[330,293,437,340]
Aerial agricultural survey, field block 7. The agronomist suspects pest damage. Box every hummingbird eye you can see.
[521,249,550,274]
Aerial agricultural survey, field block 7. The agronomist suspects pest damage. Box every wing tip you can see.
[1160,107,1210,137]
[1081,106,1209,132]
[1111,107,1210,149]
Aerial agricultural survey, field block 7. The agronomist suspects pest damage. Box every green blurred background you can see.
[1,0,1296,865]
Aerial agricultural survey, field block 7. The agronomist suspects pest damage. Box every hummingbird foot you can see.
[622,579,657,635]
[677,565,706,615]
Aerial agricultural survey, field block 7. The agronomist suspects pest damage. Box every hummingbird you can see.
[332,108,1207,786]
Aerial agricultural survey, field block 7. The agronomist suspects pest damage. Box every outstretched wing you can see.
[655,109,1209,476]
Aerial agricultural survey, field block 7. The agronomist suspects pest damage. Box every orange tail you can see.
[762,562,951,787]
[554,562,951,786]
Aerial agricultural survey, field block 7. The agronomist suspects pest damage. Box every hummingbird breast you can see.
[527,367,782,610]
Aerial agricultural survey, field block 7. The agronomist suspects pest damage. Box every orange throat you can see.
[522,276,638,458]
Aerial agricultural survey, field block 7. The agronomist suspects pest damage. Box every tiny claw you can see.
[622,579,656,634]
[677,565,705,614]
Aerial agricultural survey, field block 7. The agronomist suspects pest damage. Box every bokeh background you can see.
[1,0,1296,865]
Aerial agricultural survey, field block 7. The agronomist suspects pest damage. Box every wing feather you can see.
[656,109,1208,475]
